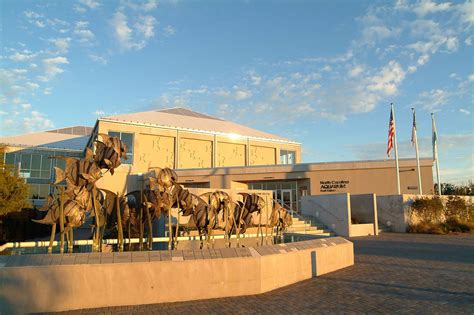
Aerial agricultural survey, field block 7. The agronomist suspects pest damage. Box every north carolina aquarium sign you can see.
[320,180,349,192]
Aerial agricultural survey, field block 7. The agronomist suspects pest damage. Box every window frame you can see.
[107,131,134,165]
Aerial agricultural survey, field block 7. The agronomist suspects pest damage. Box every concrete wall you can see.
[174,159,434,197]
[301,194,351,237]
[349,224,376,237]
[0,237,353,313]
[376,195,408,232]
[302,194,379,237]
[350,194,378,236]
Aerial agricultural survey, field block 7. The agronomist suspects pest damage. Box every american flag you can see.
[387,108,395,157]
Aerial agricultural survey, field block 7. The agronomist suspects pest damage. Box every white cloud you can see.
[465,36,473,46]
[21,103,32,110]
[79,0,101,9]
[367,60,405,96]
[412,0,452,17]
[9,51,37,62]
[445,36,459,52]
[135,15,156,39]
[24,11,43,19]
[459,108,470,115]
[468,74,474,81]
[89,54,108,65]
[348,64,365,77]
[93,109,105,117]
[42,56,69,80]
[43,87,53,95]
[417,54,430,65]
[74,21,95,44]
[49,37,71,53]
[234,89,253,101]
[110,11,156,51]
[25,82,39,90]
[163,25,176,37]
[143,0,158,11]
[416,89,450,111]
[111,11,134,50]
[22,110,54,131]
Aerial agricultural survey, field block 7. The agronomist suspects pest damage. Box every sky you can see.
[0,0,473,184]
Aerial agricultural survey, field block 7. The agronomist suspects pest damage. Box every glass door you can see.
[280,189,293,215]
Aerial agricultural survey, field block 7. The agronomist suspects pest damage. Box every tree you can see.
[0,146,30,215]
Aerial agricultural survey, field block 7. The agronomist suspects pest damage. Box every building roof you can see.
[0,126,92,151]
[100,107,297,143]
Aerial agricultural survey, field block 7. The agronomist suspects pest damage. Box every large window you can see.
[108,131,134,164]
[280,150,296,165]
[28,184,50,200]
[19,153,52,179]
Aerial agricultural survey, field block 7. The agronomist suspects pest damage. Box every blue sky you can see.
[0,0,473,184]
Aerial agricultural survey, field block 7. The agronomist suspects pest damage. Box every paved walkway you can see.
[53,233,474,314]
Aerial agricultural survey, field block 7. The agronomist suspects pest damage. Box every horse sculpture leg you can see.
[143,195,153,251]
[139,192,144,251]
[67,227,74,253]
[48,223,57,254]
[59,190,65,254]
[91,189,100,252]
[116,193,124,252]
[168,205,173,250]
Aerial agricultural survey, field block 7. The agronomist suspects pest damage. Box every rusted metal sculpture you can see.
[269,201,293,238]
[200,191,234,247]
[235,193,266,245]
[33,134,126,253]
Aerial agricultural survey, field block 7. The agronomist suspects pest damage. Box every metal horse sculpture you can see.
[32,134,127,253]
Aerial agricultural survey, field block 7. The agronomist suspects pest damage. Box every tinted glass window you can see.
[107,131,134,164]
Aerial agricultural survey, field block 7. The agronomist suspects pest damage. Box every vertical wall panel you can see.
[179,138,213,169]
[216,142,246,167]
[137,134,175,170]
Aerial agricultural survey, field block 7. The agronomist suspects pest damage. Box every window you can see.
[5,152,15,166]
[19,153,52,179]
[108,131,134,164]
[28,184,50,200]
[280,150,296,165]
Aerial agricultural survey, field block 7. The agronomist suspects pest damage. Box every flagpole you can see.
[391,103,401,194]
[412,108,423,195]
[432,113,441,195]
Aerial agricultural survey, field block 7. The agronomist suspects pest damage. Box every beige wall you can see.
[95,120,301,193]
[216,142,246,167]
[174,160,434,197]
[0,238,353,313]
[136,134,175,170]
[250,145,276,166]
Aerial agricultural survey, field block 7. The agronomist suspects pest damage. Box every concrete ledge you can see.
[0,237,353,313]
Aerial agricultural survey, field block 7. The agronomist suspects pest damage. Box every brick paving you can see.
[50,233,474,314]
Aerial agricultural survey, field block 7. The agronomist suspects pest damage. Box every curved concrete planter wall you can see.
[0,237,353,313]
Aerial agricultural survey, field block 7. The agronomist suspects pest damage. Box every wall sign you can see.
[320,180,349,192]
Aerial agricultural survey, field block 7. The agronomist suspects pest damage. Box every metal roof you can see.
[0,126,92,151]
[101,107,297,143]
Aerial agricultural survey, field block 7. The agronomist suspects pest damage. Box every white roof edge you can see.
[98,117,301,145]
[0,142,83,152]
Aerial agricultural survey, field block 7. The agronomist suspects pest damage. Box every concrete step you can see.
[286,230,333,236]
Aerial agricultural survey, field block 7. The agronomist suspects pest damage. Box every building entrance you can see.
[278,189,293,215]
[248,180,299,213]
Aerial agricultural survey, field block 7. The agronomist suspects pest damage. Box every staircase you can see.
[284,214,334,237]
